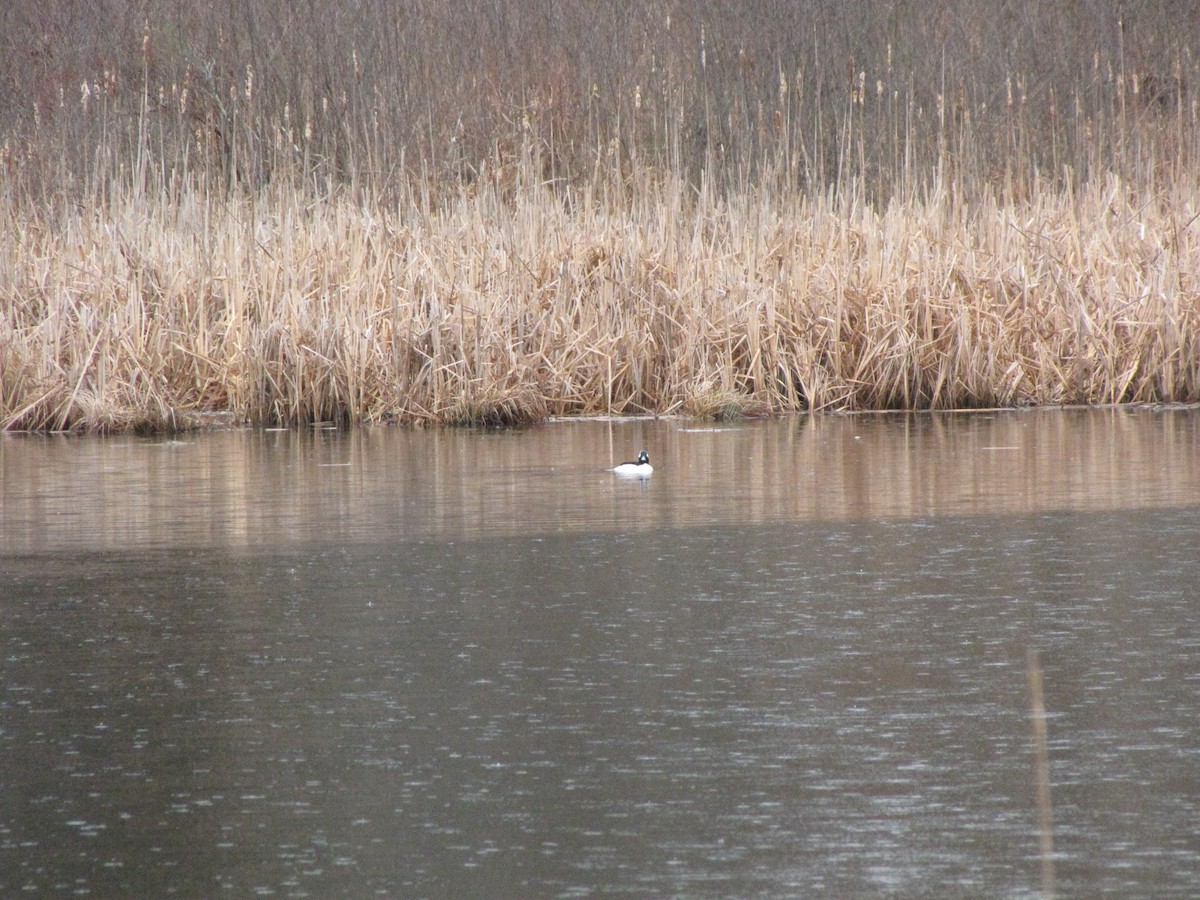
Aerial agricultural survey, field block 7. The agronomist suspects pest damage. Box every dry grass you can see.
[3,159,1198,432]
[1,3,1199,431]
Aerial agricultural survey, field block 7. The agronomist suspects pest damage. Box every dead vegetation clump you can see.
[2,3,1199,431]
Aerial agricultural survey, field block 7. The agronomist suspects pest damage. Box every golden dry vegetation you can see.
[2,1,1198,430]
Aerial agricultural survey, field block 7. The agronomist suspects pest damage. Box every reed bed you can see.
[2,1,1199,431]
[4,163,1198,431]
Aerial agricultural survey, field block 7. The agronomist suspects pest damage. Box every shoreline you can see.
[4,402,1200,439]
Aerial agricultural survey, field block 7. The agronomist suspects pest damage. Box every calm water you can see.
[2,409,1199,897]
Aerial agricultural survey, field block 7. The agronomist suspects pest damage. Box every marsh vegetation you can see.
[2,1,1198,431]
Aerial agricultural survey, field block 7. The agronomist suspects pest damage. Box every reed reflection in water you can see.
[1,408,1199,897]
[2,407,1199,551]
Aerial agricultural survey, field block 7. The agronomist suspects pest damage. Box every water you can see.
[2,409,1199,897]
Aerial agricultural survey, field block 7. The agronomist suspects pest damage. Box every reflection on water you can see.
[2,409,1199,896]
[3,407,1200,551]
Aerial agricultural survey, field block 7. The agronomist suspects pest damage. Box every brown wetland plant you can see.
[2,1,1199,431]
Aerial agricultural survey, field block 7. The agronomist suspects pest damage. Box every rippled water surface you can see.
[3,409,1199,897]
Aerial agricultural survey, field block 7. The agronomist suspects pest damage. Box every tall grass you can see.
[2,1,1199,431]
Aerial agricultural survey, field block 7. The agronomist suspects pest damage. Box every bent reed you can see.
[2,4,1199,432]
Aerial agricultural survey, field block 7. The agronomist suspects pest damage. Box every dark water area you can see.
[2,409,1199,897]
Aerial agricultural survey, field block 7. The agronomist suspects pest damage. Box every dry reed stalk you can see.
[1026,648,1056,897]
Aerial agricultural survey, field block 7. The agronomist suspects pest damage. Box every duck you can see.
[612,450,653,476]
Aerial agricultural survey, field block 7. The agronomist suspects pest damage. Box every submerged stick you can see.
[1026,647,1055,897]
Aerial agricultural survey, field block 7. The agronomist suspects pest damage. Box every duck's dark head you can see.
[638,450,650,465]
